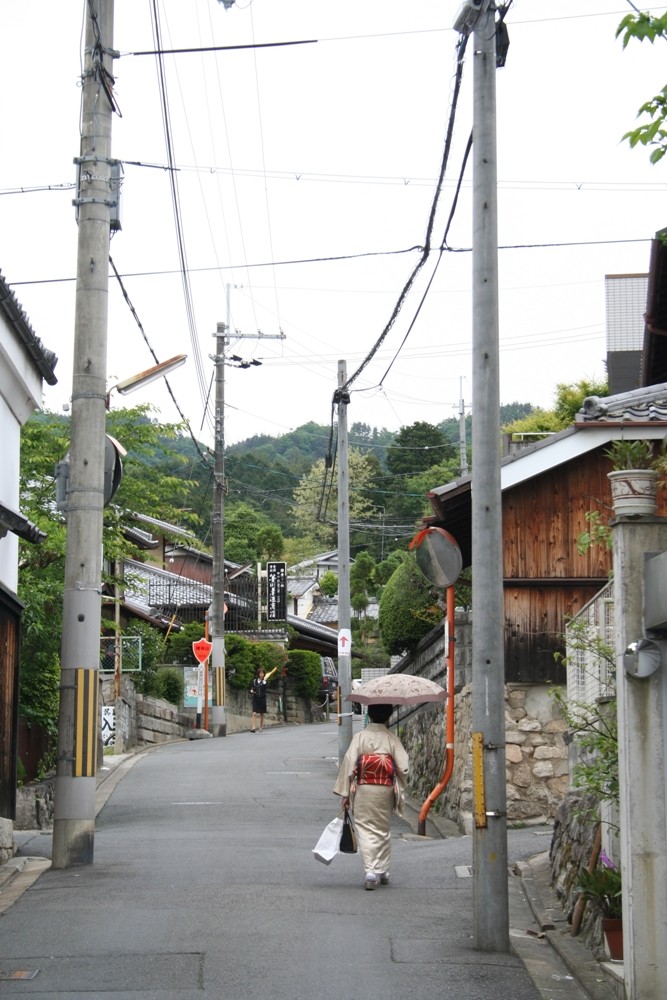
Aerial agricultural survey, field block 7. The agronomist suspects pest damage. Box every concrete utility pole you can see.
[53,0,115,868]
[208,316,285,738]
[336,361,353,761]
[458,378,469,476]
[209,320,228,738]
[612,519,667,1000]
[468,0,510,951]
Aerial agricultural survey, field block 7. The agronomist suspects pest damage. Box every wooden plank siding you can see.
[0,588,22,819]
[501,449,667,681]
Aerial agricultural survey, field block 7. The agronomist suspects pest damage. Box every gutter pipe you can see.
[418,585,456,836]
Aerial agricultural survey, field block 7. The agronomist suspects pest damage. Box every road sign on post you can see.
[192,639,213,663]
[192,640,213,730]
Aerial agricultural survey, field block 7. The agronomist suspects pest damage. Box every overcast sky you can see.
[1,1,665,447]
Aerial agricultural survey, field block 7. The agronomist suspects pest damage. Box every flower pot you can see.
[601,917,623,961]
[608,469,658,517]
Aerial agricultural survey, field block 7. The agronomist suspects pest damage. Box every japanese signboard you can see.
[267,561,287,621]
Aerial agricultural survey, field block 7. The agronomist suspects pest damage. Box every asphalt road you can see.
[2,720,592,999]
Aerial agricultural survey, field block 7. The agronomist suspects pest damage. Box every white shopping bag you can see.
[312,816,344,865]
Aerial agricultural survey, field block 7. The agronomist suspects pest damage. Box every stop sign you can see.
[192,639,213,663]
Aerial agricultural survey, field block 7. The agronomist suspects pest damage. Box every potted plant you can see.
[604,439,655,470]
[604,439,658,516]
[576,852,623,960]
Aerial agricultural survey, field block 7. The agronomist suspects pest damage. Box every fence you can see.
[565,579,615,706]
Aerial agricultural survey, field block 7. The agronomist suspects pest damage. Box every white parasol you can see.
[345,674,446,706]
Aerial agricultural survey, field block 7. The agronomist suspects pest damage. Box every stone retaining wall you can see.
[549,791,606,958]
[395,615,568,833]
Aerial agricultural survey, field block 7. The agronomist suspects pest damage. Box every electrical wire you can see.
[339,31,471,396]
[109,255,212,469]
[149,0,210,428]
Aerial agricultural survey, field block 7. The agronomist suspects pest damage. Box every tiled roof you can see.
[288,577,319,598]
[308,597,339,624]
[0,270,58,384]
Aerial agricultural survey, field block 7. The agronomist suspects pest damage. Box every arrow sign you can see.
[338,629,352,656]
[192,639,213,663]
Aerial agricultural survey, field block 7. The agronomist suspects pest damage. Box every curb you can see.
[518,853,621,1000]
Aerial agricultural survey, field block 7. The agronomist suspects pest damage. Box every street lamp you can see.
[107,354,187,405]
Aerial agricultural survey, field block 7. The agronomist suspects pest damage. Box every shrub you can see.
[165,621,205,664]
[224,635,285,691]
[378,553,441,655]
[124,620,168,695]
[155,667,184,706]
[285,649,321,698]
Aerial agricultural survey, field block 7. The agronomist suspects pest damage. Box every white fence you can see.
[565,579,615,706]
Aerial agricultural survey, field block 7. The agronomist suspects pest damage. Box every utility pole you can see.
[53,0,115,868]
[468,0,509,950]
[336,361,353,760]
[209,315,285,738]
[458,378,469,476]
[209,320,228,738]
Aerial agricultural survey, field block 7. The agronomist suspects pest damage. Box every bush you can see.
[155,667,184,705]
[165,621,205,664]
[285,649,321,698]
[124,620,169,695]
[225,635,286,690]
[378,553,442,655]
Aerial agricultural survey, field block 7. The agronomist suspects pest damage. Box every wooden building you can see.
[428,422,667,682]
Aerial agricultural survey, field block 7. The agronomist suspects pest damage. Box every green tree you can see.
[222,501,284,564]
[617,12,667,163]
[378,553,442,655]
[386,421,454,478]
[387,458,460,525]
[503,379,608,437]
[292,449,379,546]
[318,571,338,597]
[166,621,205,663]
[17,406,203,745]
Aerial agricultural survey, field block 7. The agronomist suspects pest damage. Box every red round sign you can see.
[192,639,213,663]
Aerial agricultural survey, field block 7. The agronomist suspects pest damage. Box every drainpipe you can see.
[418,586,456,836]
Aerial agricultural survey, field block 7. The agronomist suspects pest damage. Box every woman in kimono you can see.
[333,703,409,890]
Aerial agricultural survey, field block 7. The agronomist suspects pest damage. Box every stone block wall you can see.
[549,791,606,957]
[395,613,568,833]
[400,681,568,833]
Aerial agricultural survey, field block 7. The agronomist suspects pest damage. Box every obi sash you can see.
[355,753,395,787]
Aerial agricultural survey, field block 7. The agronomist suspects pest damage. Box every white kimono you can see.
[333,723,409,877]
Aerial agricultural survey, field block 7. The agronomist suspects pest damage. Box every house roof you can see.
[428,414,667,568]
[0,270,58,385]
[308,596,339,625]
[287,577,319,598]
[119,557,338,654]
[288,550,338,575]
[0,501,46,545]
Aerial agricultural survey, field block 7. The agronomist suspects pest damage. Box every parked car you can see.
[351,677,363,714]
[319,656,338,702]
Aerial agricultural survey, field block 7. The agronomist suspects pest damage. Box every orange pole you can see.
[418,585,456,836]
[203,615,209,731]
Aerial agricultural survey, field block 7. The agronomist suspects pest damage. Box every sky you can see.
[1,1,666,449]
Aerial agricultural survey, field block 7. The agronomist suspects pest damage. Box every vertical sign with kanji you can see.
[267,561,287,621]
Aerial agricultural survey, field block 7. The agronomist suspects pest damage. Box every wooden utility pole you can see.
[53,0,115,868]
